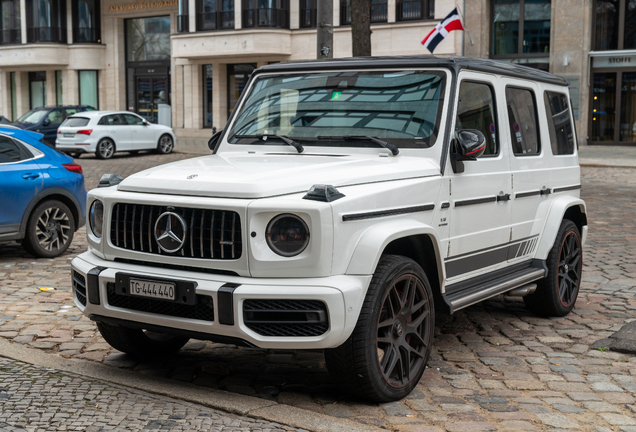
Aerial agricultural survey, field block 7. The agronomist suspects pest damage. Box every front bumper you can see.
[71,251,371,349]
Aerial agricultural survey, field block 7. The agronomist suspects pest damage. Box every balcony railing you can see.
[177,14,189,32]
[397,0,433,21]
[27,26,67,43]
[300,7,316,28]
[242,7,289,29]
[0,28,21,45]
[197,11,235,31]
[73,27,101,43]
[340,2,387,25]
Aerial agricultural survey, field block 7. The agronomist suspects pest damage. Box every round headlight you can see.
[266,214,310,257]
[89,200,104,238]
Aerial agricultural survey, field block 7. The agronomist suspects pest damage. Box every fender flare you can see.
[535,196,587,260]
[345,218,444,281]
[19,187,84,237]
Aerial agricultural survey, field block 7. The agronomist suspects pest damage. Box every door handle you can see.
[22,173,40,180]
[496,192,511,202]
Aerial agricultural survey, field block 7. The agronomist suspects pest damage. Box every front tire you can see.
[157,134,174,154]
[324,255,435,402]
[524,219,583,317]
[96,138,115,159]
[22,200,75,258]
[96,322,189,359]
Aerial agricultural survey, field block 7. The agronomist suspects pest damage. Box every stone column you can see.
[17,72,30,115]
[20,0,27,44]
[0,72,9,119]
[46,70,57,106]
[63,69,79,106]
[212,62,227,129]
[387,0,395,23]
[332,0,339,27]
[234,0,242,29]
[189,0,196,31]
[191,65,202,129]
[290,0,299,29]
[67,0,73,43]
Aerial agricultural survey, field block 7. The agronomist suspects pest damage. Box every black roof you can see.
[256,56,568,86]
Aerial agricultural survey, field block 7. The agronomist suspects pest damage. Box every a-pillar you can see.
[46,70,57,106]
[212,62,227,129]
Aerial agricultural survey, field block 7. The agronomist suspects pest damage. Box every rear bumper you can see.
[71,251,371,349]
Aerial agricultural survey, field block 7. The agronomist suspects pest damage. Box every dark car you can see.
[12,106,95,147]
[0,127,86,257]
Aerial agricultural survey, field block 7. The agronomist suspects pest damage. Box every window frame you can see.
[0,135,33,164]
[455,79,501,158]
[505,85,542,157]
[592,0,635,51]
[490,0,552,60]
[396,0,434,22]
[71,0,101,43]
[122,113,145,125]
[78,70,99,109]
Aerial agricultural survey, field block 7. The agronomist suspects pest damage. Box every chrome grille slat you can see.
[110,204,241,260]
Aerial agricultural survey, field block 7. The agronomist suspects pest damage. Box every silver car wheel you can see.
[97,139,115,159]
[158,135,174,154]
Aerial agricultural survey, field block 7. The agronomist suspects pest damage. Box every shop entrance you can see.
[135,71,169,123]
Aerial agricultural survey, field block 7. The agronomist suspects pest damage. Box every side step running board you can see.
[444,267,546,314]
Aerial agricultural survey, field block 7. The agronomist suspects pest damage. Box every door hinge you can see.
[449,179,452,196]
[511,173,514,189]
[447,241,451,257]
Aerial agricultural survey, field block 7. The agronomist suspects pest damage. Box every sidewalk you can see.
[579,145,636,168]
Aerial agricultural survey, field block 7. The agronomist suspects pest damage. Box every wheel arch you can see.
[19,188,84,237]
[535,196,587,260]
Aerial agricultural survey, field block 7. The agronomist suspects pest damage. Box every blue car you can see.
[0,127,86,257]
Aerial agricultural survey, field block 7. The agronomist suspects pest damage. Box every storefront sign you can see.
[593,55,636,69]
[109,0,177,12]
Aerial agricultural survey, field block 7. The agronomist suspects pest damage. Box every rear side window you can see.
[62,117,90,127]
[544,91,575,155]
[0,136,26,163]
[506,87,541,156]
[98,115,124,125]
[456,81,498,156]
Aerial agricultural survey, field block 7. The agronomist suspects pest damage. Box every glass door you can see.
[590,69,636,145]
[135,76,168,123]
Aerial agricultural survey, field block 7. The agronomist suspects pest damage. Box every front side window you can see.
[123,113,144,125]
[45,109,64,125]
[506,87,540,156]
[0,136,24,162]
[456,81,498,156]
[492,0,551,56]
[228,70,447,149]
[544,91,574,155]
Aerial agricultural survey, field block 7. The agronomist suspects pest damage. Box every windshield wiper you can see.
[233,134,304,153]
[318,135,399,156]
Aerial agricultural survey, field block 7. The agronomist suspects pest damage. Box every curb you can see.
[0,339,383,432]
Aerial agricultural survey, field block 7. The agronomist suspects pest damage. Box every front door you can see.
[445,72,513,284]
[136,76,168,124]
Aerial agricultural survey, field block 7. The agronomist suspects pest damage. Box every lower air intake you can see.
[243,299,329,337]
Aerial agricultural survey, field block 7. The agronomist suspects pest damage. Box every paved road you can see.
[1,152,636,432]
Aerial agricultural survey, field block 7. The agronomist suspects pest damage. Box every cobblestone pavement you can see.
[1,153,636,432]
[0,357,305,432]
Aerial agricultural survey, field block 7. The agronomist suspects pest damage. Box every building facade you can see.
[0,0,462,151]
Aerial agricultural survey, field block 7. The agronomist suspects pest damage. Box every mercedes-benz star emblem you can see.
[154,212,187,253]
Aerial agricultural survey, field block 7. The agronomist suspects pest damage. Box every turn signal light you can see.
[62,163,83,174]
[77,129,93,135]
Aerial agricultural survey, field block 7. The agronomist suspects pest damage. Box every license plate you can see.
[127,278,176,301]
[63,133,75,137]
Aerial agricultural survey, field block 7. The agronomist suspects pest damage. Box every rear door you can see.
[0,135,44,236]
[99,114,133,150]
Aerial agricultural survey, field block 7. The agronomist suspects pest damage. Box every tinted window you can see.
[544,91,575,155]
[62,117,90,127]
[99,115,125,126]
[123,114,144,125]
[65,108,79,117]
[456,81,498,156]
[506,87,540,156]
[45,110,64,125]
[0,136,24,163]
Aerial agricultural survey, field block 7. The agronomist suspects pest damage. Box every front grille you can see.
[106,283,215,322]
[72,271,87,306]
[110,203,242,260]
[243,299,329,337]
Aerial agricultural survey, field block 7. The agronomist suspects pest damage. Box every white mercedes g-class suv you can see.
[71,57,587,402]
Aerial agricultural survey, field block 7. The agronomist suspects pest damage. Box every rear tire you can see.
[96,321,189,359]
[157,134,174,154]
[524,219,582,317]
[96,138,115,159]
[324,255,435,402]
[22,200,75,258]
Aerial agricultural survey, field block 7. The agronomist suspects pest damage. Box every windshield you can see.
[17,109,47,124]
[228,70,447,149]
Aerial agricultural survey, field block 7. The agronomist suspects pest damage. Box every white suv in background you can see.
[55,111,176,159]
[70,57,587,402]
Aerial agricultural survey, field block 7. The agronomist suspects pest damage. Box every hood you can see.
[117,151,441,199]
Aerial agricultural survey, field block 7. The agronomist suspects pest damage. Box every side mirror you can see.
[451,129,486,173]
[208,129,223,151]
[42,119,51,126]
[143,121,150,126]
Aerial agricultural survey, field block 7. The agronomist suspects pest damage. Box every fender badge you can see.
[187,174,198,179]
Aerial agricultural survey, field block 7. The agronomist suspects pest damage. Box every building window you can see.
[197,0,234,31]
[299,0,316,28]
[10,72,17,121]
[78,70,98,109]
[242,0,289,29]
[178,0,189,32]
[26,0,67,43]
[56,70,63,106]
[594,0,636,50]
[29,71,46,109]
[203,65,213,128]
[491,0,550,57]
[0,0,21,44]
[397,0,434,21]
[126,16,170,62]
[227,63,256,118]
[72,0,100,43]
[340,0,388,25]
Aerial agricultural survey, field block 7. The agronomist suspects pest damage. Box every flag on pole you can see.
[421,7,464,53]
